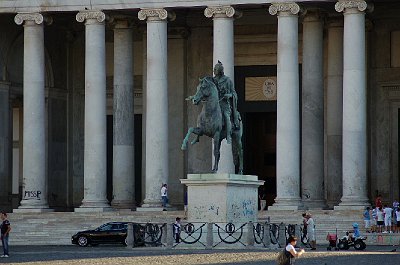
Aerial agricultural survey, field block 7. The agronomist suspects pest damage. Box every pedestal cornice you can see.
[138,8,176,22]
[14,13,52,25]
[76,10,106,23]
[335,0,373,14]
[268,2,300,16]
[204,6,242,19]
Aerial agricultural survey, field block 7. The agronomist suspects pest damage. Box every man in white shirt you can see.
[306,214,316,250]
[161,184,168,211]
[383,205,393,233]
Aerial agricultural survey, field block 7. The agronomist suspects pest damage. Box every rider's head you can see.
[214,60,224,76]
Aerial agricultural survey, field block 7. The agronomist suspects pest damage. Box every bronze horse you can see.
[181,76,243,174]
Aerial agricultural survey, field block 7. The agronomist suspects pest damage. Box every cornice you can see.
[204,6,242,19]
[138,8,176,22]
[76,10,106,23]
[269,2,301,16]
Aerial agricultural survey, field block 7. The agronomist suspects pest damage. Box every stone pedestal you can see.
[181,174,263,223]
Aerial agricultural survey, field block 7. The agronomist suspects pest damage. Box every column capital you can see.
[138,8,176,22]
[204,6,242,19]
[14,13,53,26]
[269,2,301,16]
[76,10,106,24]
[335,0,374,14]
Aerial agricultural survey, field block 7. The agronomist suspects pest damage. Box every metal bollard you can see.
[206,222,214,249]
[263,222,271,248]
[278,223,286,247]
[126,223,134,248]
[246,222,255,248]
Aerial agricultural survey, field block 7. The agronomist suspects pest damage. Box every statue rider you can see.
[213,61,239,144]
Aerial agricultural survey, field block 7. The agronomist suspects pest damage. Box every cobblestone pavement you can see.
[1,245,399,265]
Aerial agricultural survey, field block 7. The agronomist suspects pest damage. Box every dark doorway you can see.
[106,115,113,203]
[244,112,277,207]
[235,65,277,207]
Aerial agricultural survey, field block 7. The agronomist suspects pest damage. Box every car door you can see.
[93,223,113,243]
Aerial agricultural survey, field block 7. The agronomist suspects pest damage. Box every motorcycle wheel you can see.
[337,241,348,250]
[354,240,364,250]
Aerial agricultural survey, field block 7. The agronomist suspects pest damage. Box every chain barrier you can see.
[172,222,207,248]
[253,223,265,246]
[213,222,247,247]
[133,223,165,246]
[269,223,280,245]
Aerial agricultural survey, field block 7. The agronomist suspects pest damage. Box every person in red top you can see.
[375,194,383,209]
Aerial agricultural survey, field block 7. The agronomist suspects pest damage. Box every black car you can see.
[72,222,143,247]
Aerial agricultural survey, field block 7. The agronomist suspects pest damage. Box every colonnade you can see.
[12,0,372,212]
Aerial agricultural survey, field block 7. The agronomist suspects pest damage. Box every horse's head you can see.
[192,77,216,105]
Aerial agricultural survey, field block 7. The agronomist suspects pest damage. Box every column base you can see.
[111,200,136,210]
[13,207,54,213]
[334,196,370,210]
[75,199,112,212]
[74,207,114,212]
[302,199,327,210]
[268,198,303,211]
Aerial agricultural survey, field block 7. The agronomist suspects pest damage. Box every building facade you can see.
[0,0,399,212]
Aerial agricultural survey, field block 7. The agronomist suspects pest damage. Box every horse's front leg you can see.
[181,127,195,150]
[190,128,203,145]
[212,132,221,173]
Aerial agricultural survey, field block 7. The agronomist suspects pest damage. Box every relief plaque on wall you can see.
[245,76,277,101]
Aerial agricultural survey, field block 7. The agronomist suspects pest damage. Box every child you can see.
[173,217,181,243]
[396,208,400,233]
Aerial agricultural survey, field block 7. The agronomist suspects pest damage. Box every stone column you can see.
[326,18,343,208]
[111,19,135,209]
[268,3,302,210]
[138,9,174,208]
[204,6,240,174]
[75,10,110,211]
[301,10,326,209]
[0,83,10,206]
[14,13,52,211]
[334,0,372,209]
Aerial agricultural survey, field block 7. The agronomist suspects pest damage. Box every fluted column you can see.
[334,0,372,209]
[14,13,52,212]
[268,3,302,210]
[111,19,135,209]
[326,18,344,208]
[204,6,240,173]
[75,10,111,211]
[138,9,174,208]
[301,10,326,209]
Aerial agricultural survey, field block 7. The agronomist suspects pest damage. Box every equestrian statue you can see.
[181,61,243,174]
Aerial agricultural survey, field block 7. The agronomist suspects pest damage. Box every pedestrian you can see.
[276,236,305,265]
[161,184,168,211]
[383,204,393,233]
[173,217,181,243]
[375,194,383,209]
[396,208,400,233]
[306,213,316,250]
[376,207,384,233]
[259,187,266,211]
[371,206,377,233]
[363,207,371,233]
[183,191,188,220]
[1,212,11,258]
[301,213,308,244]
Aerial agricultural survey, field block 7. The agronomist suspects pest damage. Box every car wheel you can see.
[78,236,89,247]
